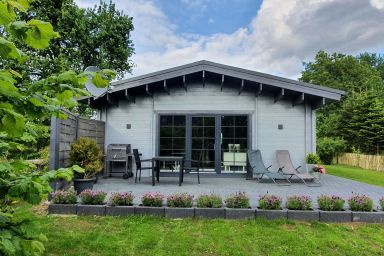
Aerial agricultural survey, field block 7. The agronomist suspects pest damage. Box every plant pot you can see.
[165,207,195,218]
[319,211,352,222]
[352,211,384,223]
[106,206,135,216]
[77,205,106,216]
[287,210,319,222]
[256,209,287,220]
[195,208,225,219]
[225,208,255,219]
[48,204,77,215]
[135,206,165,217]
[74,178,96,194]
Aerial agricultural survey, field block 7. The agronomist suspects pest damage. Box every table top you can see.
[152,156,184,161]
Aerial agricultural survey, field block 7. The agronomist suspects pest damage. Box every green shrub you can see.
[380,198,384,210]
[258,194,282,210]
[316,137,346,164]
[348,194,373,212]
[306,153,321,164]
[225,192,250,208]
[69,137,103,178]
[141,192,164,207]
[167,193,194,208]
[109,192,134,206]
[51,189,77,204]
[317,195,345,211]
[196,193,222,208]
[79,189,107,205]
[286,195,312,210]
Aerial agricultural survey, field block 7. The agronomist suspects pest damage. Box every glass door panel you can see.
[221,115,248,173]
[191,116,215,171]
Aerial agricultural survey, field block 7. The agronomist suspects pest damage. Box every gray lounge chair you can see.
[247,149,291,185]
[275,150,321,186]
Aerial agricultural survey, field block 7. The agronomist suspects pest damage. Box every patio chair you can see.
[133,149,153,183]
[183,159,201,184]
[275,150,321,187]
[247,149,291,185]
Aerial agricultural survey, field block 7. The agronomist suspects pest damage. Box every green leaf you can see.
[25,19,60,49]
[91,71,110,88]
[0,2,16,26]
[0,37,23,61]
[0,80,21,98]
[72,165,85,173]
[8,1,28,12]
[0,109,25,137]
[28,94,45,107]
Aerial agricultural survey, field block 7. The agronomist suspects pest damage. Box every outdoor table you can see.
[152,156,184,186]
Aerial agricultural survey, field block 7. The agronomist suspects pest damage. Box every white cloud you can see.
[75,0,384,79]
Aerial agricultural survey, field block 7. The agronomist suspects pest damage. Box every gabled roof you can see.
[107,60,344,100]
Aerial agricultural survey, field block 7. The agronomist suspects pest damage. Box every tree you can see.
[0,1,115,254]
[12,0,134,79]
[300,51,384,155]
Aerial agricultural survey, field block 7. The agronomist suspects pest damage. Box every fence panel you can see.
[336,153,384,171]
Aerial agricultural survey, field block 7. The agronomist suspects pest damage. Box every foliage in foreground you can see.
[35,214,384,256]
[0,1,114,255]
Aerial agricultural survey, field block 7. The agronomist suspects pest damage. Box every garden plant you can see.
[317,195,345,211]
[258,194,283,210]
[109,192,135,206]
[51,189,77,204]
[225,192,250,208]
[348,194,374,212]
[196,194,223,208]
[79,190,107,205]
[167,193,194,208]
[141,192,164,207]
[286,195,312,210]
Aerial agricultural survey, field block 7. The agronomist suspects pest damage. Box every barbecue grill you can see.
[106,144,132,179]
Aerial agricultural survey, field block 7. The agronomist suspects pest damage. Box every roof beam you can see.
[125,89,135,103]
[312,97,325,110]
[292,92,304,107]
[238,79,244,95]
[220,74,225,91]
[146,84,153,98]
[106,93,118,107]
[202,70,205,87]
[183,75,187,91]
[255,83,262,97]
[163,80,170,95]
[274,88,284,103]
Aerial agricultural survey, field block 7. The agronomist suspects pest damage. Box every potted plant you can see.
[48,188,78,214]
[69,137,103,194]
[77,189,107,216]
[195,193,224,219]
[317,195,351,222]
[305,153,321,173]
[165,193,194,218]
[286,195,319,221]
[136,192,165,216]
[257,194,286,220]
[225,192,254,219]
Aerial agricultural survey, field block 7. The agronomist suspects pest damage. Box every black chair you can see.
[133,149,153,183]
[183,159,201,184]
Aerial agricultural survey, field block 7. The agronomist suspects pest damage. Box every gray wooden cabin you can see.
[80,60,344,177]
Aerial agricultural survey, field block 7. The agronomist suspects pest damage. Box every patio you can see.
[94,174,384,208]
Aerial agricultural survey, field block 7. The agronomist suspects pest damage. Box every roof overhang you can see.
[79,60,345,109]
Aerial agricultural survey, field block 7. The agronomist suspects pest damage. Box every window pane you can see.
[204,127,215,138]
[160,127,172,137]
[160,116,173,126]
[192,127,203,137]
[221,116,234,126]
[160,138,172,149]
[235,116,247,126]
[204,117,215,126]
[234,139,248,152]
[221,139,234,150]
[160,149,172,156]
[173,115,185,126]
[192,139,203,149]
[235,127,248,138]
[173,138,185,149]
[192,117,203,126]
[173,127,185,137]
[222,127,234,138]
[204,139,215,149]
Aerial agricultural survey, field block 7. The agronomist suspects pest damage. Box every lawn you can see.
[326,165,384,187]
[36,214,384,256]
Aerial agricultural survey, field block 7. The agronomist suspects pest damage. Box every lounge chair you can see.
[275,150,321,186]
[247,149,291,185]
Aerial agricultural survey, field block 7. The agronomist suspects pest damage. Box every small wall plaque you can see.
[278,124,283,130]
[126,124,131,129]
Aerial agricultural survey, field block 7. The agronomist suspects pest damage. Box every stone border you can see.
[48,204,384,223]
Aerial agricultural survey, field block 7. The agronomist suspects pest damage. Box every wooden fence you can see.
[336,153,384,171]
[49,110,105,171]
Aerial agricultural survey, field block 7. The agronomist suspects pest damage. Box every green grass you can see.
[326,165,384,187]
[36,214,384,256]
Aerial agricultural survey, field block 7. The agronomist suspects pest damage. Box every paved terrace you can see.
[94,174,384,209]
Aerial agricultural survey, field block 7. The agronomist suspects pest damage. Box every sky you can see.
[75,0,384,79]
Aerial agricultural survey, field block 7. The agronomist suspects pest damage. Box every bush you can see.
[141,192,164,207]
[109,192,134,206]
[69,137,103,178]
[306,153,321,164]
[258,194,282,210]
[380,198,384,210]
[225,192,250,208]
[317,195,345,211]
[286,195,312,210]
[167,193,194,208]
[196,193,222,208]
[79,189,107,205]
[316,137,347,164]
[348,194,373,212]
[51,189,77,204]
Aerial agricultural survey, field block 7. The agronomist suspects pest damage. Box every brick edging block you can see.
[135,206,165,217]
[319,211,352,222]
[106,206,135,216]
[225,208,255,219]
[48,204,77,215]
[352,211,384,223]
[256,209,287,220]
[287,210,319,222]
[77,205,106,216]
[195,208,225,219]
[165,207,194,218]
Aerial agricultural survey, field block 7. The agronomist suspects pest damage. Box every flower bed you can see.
[167,193,193,208]
[286,195,312,210]
[79,189,107,205]
[380,197,384,211]
[225,192,250,209]
[141,192,164,207]
[317,195,345,211]
[258,194,282,210]
[196,193,222,208]
[348,194,373,212]
[109,192,134,206]
[51,189,77,204]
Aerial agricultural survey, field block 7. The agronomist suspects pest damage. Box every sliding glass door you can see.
[158,114,249,174]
